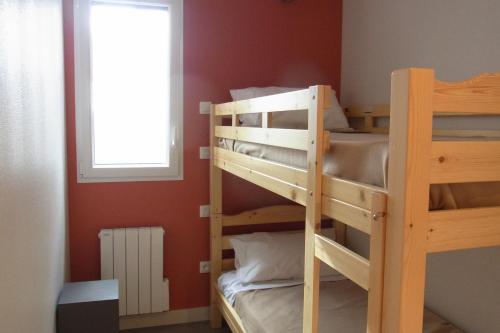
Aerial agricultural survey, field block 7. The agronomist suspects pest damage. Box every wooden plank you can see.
[98,229,114,280]
[314,234,370,290]
[222,226,334,250]
[215,126,309,150]
[430,141,500,183]
[215,147,307,188]
[150,227,164,313]
[222,258,235,271]
[345,103,500,137]
[126,228,139,315]
[303,86,326,333]
[427,207,500,253]
[434,73,500,114]
[433,129,500,138]
[321,195,371,234]
[216,288,248,333]
[322,176,386,210]
[231,114,239,127]
[214,157,307,205]
[217,150,387,215]
[334,222,347,246]
[113,228,127,316]
[222,236,232,251]
[138,228,151,314]
[344,105,390,118]
[382,68,434,333]
[210,104,223,328]
[215,89,310,116]
[262,112,272,128]
[344,104,498,118]
[367,192,387,333]
[222,205,305,227]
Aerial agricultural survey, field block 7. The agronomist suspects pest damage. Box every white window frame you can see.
[74,0,183,183]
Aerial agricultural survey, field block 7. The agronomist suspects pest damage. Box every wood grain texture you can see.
[321,196,371,234]
[303,86,326,333]
[322,176,386,211]
[214,157,307,205]
[222,226,334,250]
[315,234,370,290]
[427,207,500,253]
[367,192,387,333]
[434,73,500,114]
[215,89,311,116]
[210,105,223,328]
[382,68,434,333]
[222,205,305,227]
[214,147,307,188]
[215,126,309,150]
[345,103,500,137]
[430,141,500,183]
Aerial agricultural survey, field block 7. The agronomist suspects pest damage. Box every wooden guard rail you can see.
[345,105,500,138]
[211,72,500,333]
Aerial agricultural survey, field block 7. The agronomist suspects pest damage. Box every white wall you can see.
[0,1,68,332]
[342,1,500,332]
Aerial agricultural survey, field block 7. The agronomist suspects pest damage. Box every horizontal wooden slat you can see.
[222,258,234,271]
[214,158,307,205]
[321,196,372,234]
[222,226,334,250]
[433,129,500,138]
[434,74,500,114]
[322,176,386,210]
[222,237,232,251]
[215,89,311,116]
[215,126,309,150]
[427,207,500,253]
[344,105,390,118]
[216,288,248,333]
[430,141,500,183]
[222,204,305,227]
[215,147,307,188]
[345,104,500,118]
[315,234,370,290]
[217,149,389,209]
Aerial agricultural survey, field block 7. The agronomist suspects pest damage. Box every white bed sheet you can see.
[218,270,346,305]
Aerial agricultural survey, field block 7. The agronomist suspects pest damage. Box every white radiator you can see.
[99,227,169,316]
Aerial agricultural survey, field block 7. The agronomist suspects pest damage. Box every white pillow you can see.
[230,229,341,283]
[229,86,349,130]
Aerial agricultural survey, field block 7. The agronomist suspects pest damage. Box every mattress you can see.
[219,132,500,210]
[219,275,463,333]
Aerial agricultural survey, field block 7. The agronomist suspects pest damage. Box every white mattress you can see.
[218,271,463,333]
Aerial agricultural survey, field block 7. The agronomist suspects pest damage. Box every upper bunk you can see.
[210,69,500,255]
[209,68,500,333]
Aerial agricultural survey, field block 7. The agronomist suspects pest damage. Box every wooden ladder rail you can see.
[311,192,387,333]
[302,85,389,333]
[302,86,327,333]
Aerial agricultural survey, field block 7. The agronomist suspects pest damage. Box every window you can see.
[74,0,183,182]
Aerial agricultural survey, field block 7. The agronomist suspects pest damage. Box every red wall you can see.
[64,0,342,310]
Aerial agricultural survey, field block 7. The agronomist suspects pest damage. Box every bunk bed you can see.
[209,68,500,333]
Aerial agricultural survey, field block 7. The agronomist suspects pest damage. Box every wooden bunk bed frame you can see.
[209,68,500,333]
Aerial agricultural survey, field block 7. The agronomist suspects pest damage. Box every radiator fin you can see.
[99,227,167,316]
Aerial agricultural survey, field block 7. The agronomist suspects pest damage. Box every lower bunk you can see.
[216,271,462,333]
[211,208,464,333]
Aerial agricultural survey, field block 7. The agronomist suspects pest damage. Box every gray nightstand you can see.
[57,279,119,333]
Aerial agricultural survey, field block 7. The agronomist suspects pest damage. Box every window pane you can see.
[90,2,170,166]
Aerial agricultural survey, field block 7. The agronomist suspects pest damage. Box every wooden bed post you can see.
[303,86,327,333]
[382,68,434,333]
[210,104,223,328]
